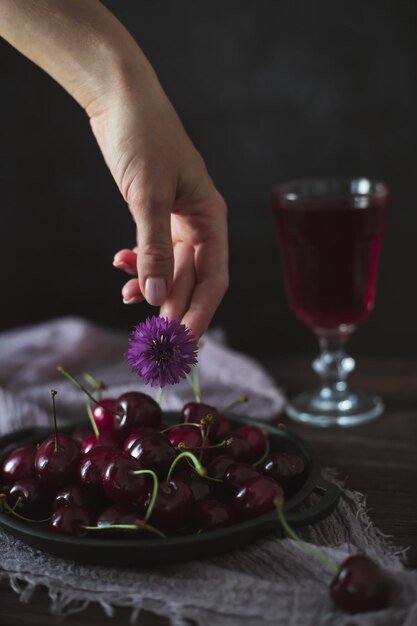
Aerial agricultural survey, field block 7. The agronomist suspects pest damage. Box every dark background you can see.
[0,0,415,356]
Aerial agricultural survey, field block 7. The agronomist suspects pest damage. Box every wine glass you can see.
[273,178,388,427]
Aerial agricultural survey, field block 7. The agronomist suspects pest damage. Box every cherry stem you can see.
[51,390,59,453]
[84,522,167,539]
[129,469,159,522]
[253,429,271,467]
[200,472,223,483]
[86,399,100,438]
[199,414,214,461]
[156,387,164,406]
[160,422,201,434]
[166,451,206,482]
[1,499,50,523]
[221,395,249,414]
[274,499,339,574]
[83,372,106,396]
[176,438,233,453]
[11,496,22,512]
[57,366,122,418]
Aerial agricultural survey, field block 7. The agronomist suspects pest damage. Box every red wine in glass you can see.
[273,178,388,427]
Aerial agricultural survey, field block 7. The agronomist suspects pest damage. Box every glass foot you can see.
[286,391,384,427]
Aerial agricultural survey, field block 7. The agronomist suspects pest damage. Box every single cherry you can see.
[96,504,145,537]
[226,435,253,464]
[167,425,203,451]
[235,426,266,461]
[81,431,120,454]
[115,391,162,436]
[181,402,219,440]
[34,391,81,489]
[233,476,284,519]
[128,432,176,479]
[215,413,232,441]
[78,446,118,493]
[53,484,91,511]
[224,463,260,493]
[182,472,212,502]
[122,427,157,455]
[330,555,389,613]
[102,454,147,505]
[194,499,235,531]
[206,454,235,480]
[261,452,306,496]
[92,398,118,433]
[35,433,81,489]
[146,478,194,531]
[6,478,52,519]
[50,506,96,537]
[2,446,35,483]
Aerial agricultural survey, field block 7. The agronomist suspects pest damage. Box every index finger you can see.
[181,235,229,340]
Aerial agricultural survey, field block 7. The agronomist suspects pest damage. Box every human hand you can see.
[89,69,228,339]
[0,0,228,339]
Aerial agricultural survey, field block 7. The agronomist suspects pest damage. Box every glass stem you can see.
[313,329,355,399]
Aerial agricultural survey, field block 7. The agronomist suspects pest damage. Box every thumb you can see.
[133,193,174,307]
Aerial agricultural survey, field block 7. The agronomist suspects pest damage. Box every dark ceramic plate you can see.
[0,413,339,566]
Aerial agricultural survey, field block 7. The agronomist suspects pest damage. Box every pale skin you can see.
[0,0,228,339]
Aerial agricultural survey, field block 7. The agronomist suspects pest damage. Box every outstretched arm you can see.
[0,0,228,339]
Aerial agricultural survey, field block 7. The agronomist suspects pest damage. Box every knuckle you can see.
[141,241,173,265]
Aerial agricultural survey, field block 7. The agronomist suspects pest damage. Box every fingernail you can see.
[123,297,140,305]
[113,259,129,270]
[145,277,167,306]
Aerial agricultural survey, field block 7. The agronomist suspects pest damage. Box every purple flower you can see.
[126,316,198,387]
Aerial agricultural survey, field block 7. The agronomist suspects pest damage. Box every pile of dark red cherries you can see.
[1,387,391,614]
[1,390,305,539]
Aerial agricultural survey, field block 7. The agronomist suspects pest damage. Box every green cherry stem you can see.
[274,498,338,574]
[1,499,50,523]
[84,522,167,540]
[253,429,271,467]
[57,366,122,418]
[221,395,249,414]
[83,372,106,390]
[129,469,159,522]
[51,390,59,453]
[176,438,233,453]
[83,372,107,396]
[166,451,206,482]
[160,422,202,434]
[86,399,100,438]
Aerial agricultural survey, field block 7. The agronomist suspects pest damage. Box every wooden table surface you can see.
[1,356,416,625]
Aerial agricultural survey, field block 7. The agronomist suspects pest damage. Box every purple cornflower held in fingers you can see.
[126,317,198,387]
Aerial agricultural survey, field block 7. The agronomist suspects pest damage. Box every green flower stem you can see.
[86,398,100,438]
[221,395,249,414]
[129,469,159,522]
[167,451,206,482]
[156,387,164,406]
[275,500,339,574]
[57,366,122,417]
[253,429,270,467]
[186,373,202,403]
[84,523,167,539]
